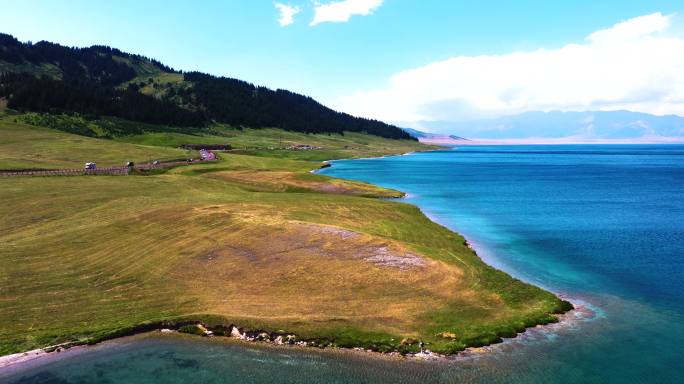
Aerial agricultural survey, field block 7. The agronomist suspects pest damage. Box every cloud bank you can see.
[335,13,684,131]
[310,0,383,26]
[275,3,301,26]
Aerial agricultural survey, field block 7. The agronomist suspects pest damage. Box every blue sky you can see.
[2,1,684,139]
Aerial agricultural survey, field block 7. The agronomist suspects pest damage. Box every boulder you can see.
[231,327,246,339]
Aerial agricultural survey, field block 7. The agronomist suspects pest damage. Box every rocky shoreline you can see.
[0,296,586,371]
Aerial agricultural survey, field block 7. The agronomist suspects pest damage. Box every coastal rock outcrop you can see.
[230,327,247,340]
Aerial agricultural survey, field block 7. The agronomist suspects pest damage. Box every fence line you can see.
[0,158,213,178]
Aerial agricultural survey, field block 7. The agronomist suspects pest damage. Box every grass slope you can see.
[117,125,428,160]
[0,118,191,170]
[0,118,570,356]
[0,111,428,164]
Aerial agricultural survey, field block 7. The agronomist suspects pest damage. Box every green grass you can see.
[14,112,202,138]
[117,124,432,160]
[0,118,191,169]
[0,113,429,169]
[0,119,570,356]
[0,61,63,80]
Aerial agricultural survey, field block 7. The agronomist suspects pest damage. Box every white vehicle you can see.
[84,162,97,170]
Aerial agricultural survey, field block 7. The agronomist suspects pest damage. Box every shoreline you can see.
[1,148,577,371]
[0,298,590,373]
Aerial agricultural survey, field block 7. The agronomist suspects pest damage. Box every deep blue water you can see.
[2,145,683,383]
[329,145,684,311]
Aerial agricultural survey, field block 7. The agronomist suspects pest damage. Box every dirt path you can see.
[0,156,215,177]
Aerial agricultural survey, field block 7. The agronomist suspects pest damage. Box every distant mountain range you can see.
[413,111,684,143]
[401,127,470,144]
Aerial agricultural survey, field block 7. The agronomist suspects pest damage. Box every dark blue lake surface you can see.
[3,145,683,383]
[330,145,684,309]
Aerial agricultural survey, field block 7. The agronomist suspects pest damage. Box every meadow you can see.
[0,114,570,355]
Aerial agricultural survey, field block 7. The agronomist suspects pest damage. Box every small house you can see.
[199,149,216,161]
[180,144,232,151]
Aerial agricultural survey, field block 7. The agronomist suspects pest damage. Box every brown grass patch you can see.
[155,206,468,335]
[204,170,402,197]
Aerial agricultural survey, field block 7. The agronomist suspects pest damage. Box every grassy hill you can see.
[0,116,571,356]
[0,33,413,140]
[0,118,190,170]
[0,111,424,169]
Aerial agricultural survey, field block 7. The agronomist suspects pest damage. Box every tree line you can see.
[0,33,414,140]
[0,73,204,127]
[182,72,413,139]
[0,33,175,86]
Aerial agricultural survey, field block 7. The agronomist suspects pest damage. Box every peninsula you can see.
[0,34,572,358]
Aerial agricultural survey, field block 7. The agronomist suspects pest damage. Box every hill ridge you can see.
[0,33,413,140]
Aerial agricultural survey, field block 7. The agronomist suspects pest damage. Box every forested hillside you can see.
[0,33,413,140]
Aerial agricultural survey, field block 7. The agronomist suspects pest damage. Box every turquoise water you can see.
[2,145,683,383]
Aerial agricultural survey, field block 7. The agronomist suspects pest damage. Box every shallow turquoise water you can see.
[3,145,683,383]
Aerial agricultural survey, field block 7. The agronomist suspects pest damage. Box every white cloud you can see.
[334,12,684,125]
[275,3,301,26]
[310,0,383,26]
